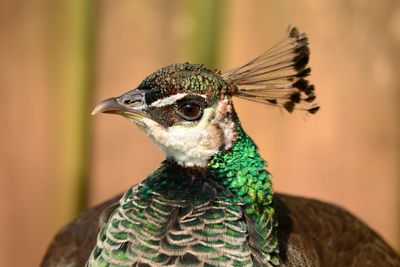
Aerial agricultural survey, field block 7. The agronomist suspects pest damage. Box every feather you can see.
[222,26,320,114]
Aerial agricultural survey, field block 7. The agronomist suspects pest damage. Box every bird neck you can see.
[209,124,274,216]
[208,123,279,264]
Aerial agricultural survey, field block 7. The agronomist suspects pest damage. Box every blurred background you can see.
[1,0,399,266]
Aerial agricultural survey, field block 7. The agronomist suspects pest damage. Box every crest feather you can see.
[222,26,319,114]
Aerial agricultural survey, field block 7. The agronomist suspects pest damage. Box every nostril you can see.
[123,98,142,106]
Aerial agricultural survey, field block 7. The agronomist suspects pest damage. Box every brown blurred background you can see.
[1,0,399,266]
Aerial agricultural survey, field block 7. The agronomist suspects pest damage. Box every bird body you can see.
[42,27,400,266]
[87,125,279,266]
[43,192,400,267]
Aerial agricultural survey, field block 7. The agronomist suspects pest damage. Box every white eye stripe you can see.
[149,93,206,108]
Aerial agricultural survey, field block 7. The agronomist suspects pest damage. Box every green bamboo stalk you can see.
[46,0,97,224]
[186,0,225,68]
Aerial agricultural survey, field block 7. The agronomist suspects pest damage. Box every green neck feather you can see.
[209,124,279,264]
[209,124,274,216]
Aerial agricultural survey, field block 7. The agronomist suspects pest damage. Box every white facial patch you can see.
[149,93,207,108]
[138,97,237,167]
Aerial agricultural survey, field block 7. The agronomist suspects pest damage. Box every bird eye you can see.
[177,101,203,121]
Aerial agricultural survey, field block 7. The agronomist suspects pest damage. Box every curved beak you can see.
[91,89,148,119]
[91,97,125,115]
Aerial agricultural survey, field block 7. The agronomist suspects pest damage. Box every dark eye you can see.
[177,102,203,121]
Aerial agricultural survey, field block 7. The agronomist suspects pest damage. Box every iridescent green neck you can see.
[209,125,274,214]
[208,124,279,265]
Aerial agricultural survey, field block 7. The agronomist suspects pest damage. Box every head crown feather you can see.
[222,26,319,114]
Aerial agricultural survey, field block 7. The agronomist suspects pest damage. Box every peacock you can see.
[42,27,400,267]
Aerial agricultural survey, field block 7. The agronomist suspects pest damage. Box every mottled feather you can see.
[42,194,400,267]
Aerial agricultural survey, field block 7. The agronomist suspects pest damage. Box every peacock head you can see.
[92,27,319,167]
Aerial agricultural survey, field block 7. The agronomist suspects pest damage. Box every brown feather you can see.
[222,26,320,114]
[41,194,400,267]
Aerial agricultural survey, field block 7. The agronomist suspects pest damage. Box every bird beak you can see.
[91,89,148,120]
[91,97,124,115]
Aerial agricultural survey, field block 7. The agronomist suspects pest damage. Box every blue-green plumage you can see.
[88,124,278,266]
